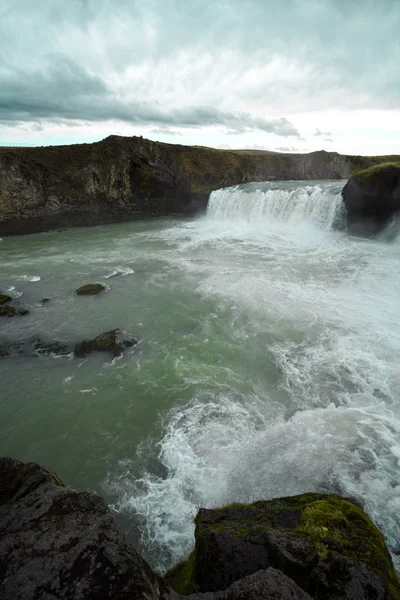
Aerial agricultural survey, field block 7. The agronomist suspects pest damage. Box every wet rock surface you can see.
[74,328,137,357]
[1,458,399,599]
[168,494,400,599]
[0,457,169,600]
[0,305,29,317]
[76,283,105,295]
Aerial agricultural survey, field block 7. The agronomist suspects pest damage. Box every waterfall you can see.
[207,181,345,230]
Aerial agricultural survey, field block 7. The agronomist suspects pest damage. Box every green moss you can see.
[164,551,198,595]
[352,162,400,183]
[171,494,399,598]
[295,497,399,596]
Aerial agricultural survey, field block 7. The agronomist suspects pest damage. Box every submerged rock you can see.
[0,294,12,304]
[74,328,137,357]
[342,163,400,236]
[32,340,70,356]
[0,305,29,317]
[167,493,400,599]
[76,283,105,295]
[0,457,168,600]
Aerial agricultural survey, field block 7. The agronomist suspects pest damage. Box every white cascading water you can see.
[105,180,400,574]
[206,180,345,229]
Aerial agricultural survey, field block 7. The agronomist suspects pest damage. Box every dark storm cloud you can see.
[0,53,300,135]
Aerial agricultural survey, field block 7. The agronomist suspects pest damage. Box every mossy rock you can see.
[76,283,105,295]
[0,294,12,304]
[166,493,400,599]
[0,305,29,317]
[353,162,400,183]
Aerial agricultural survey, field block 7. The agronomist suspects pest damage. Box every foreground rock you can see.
[167,493,400,599]
[76,283,105,295]
[189,569,313,600]
[342,163,400,236]
[74,328,137,357]
[0,294,12,304]
[1,458,399,600]
[0,457,169,600]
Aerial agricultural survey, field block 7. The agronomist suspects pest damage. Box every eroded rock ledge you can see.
[0,457,399,599]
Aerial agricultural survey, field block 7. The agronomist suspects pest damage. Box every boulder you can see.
[0,457,169,600]
[167,493,400,599]
[76,283,105,295]
[342,163,400,236]
[189,568,313,600]
[0,294,12,304]
[0,305,29,317]
[74,328,137,357]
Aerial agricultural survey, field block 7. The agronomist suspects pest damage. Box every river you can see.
[0,180,399,572]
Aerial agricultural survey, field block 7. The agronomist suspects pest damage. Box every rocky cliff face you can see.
[0,136,363,236]
[1,457,399,600]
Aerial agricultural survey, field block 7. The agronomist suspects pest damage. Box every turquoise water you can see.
[1,180,399,572]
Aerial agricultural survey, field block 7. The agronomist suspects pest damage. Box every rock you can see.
[167,493,400,599]
[0,294,12,304]
[342,163,400,236]
[0,457,169,600]
[189,568,313,600]
[32,340,70,356]
[0,305,29,317]
[40,298,51,305]
[74,328,137,357]
[76,283,105,295]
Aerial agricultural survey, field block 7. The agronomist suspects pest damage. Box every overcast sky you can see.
[1,0,400,154]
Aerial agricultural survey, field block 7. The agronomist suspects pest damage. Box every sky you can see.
[1,0,400,155]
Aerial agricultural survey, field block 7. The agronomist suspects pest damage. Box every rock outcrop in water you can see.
[74,328,137,357]
[342,163,400,236]
[2,135,398,236]
[76,283,106,295]
[1,457,399,600]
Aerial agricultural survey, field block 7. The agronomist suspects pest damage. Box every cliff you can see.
[1,457,399,600]
[1,135,398,235]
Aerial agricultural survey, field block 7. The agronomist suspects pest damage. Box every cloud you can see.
[1,0,400,144]
[314,128,332,137]
[324,137,333,143]
[0,53,299,135]
[149,128,182,136]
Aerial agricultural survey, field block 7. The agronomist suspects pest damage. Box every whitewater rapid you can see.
[103,180,400,572]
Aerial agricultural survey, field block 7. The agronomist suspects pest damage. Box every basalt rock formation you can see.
[342,163,400,236]
[168,494,400,599]
[1,457,399,600]
[2,135,398,236]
